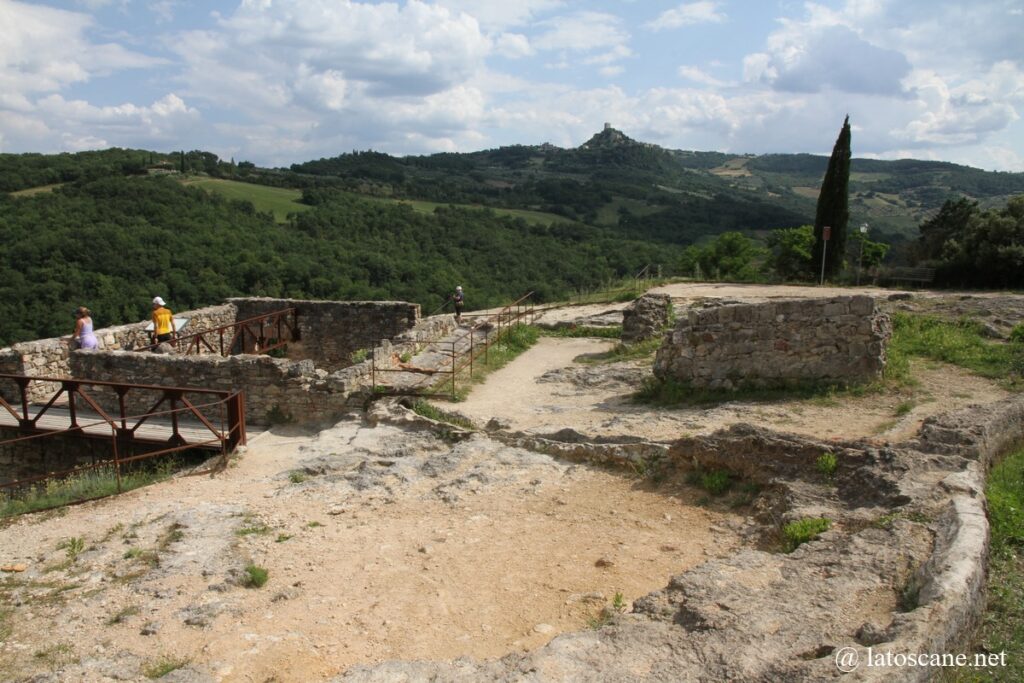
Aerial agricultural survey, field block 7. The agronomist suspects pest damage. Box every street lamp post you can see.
[856,223,869,286]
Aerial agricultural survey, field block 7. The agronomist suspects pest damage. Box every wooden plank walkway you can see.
[0,405,238,450]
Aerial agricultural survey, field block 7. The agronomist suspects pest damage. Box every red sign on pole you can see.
[823,226,832,241]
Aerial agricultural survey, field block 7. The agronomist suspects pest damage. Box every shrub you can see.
[782,517,831,552]
[1010,323,1024,345]
[816,452,838,478]
[242,564,269,588]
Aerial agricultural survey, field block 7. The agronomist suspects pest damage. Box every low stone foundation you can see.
[653,295,892,390]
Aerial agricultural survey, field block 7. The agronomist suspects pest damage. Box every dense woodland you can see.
[0,175,667,345]
[2,137,1023,345]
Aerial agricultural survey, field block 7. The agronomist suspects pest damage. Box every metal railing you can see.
[0,373,246,496]
[370,292,536,400]
[135,308,299,356]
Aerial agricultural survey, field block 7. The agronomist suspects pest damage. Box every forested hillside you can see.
[0,176,668,345]
[4,132,1024,345]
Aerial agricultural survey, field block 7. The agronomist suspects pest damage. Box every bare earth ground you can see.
[1,282,1017,682]
[0,422,737,682]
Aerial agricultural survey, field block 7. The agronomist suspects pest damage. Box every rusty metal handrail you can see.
[0,373,246,453]
[0,373,247,504]
[134,308,298,356]
[370,292,536,399]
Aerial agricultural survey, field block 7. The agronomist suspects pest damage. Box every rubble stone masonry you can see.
[653,296,892,390]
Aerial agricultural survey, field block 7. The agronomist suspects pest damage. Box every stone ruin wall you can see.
[654,296,892,390]
[2,297,457,427]
[0,303,237,403]
[230,298,419,371]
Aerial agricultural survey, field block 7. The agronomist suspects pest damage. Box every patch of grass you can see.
[541,325,623,339]
[0,461,179,518]
[893,400,916,416]
[781,517,831,552]
[122,547,159,565]
[241,564,269,588]
[306,521,323,528]
[634,375,851,407]
[142,654,190,679]
[686,467,733,496]
[350,348,370,364]
[106,604,141,625]
[944,446,1024,681]
[33,643,74,669]
[888,313,1024,389]
[580,336,661,365]
[235,523,270,536]
[1010,323,1024,345]
[288,471,308,484]
[410,399,475,430]
[398,351,413,363]
[0,606,12,641]
[816,452,838,479]
[183,177,310,223]
[275,533,293,543]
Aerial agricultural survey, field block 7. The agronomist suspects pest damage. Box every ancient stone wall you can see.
[0,427,109,486]
[230,298,419,371]
[653,296,892,390]
[0,304,238,403]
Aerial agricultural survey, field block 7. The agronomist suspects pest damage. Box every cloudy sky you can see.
[2,0,1022,170]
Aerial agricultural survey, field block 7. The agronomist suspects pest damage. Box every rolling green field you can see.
[391,198,566,225]
[184,177,566,226]
[183,177,311,222]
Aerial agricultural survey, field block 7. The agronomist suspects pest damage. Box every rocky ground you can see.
[1,283,1021,682]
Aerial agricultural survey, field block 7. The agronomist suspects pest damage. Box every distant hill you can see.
[287,126,1024,247]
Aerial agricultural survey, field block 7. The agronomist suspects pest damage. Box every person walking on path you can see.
[151,296,177,347]
[452,285,465,323]
[70,307,98,350]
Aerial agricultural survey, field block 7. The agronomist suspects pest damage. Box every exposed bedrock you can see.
[333,395,1024,682]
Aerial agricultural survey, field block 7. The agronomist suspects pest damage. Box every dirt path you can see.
[452,337,1008,443]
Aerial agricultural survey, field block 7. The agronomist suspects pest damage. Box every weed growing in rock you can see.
[687,467,732,495]
[350,348,370,364]
[899,574,922,612]
[781,517,831,552]
[816,452,838,479]
[275,533,292,543]
[57,537,85,560]
[288,471,308,484]
[410,399,475,430]
[242,564,269,588]
[306,521,323,528]
[612,592,627,613]
[143,655,190,679]
[105,605,141,625]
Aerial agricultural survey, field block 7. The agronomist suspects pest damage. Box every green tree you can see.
[681,232,765,282]
[767,225,814,281]
[812,117,852,281]
[938,196,1024,288]
[917,197,978,262]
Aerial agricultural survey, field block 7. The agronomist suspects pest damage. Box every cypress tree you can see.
[812,116,852,281]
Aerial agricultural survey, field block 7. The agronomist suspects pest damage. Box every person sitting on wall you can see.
[70,307,99,350]
[150,296,177,348]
